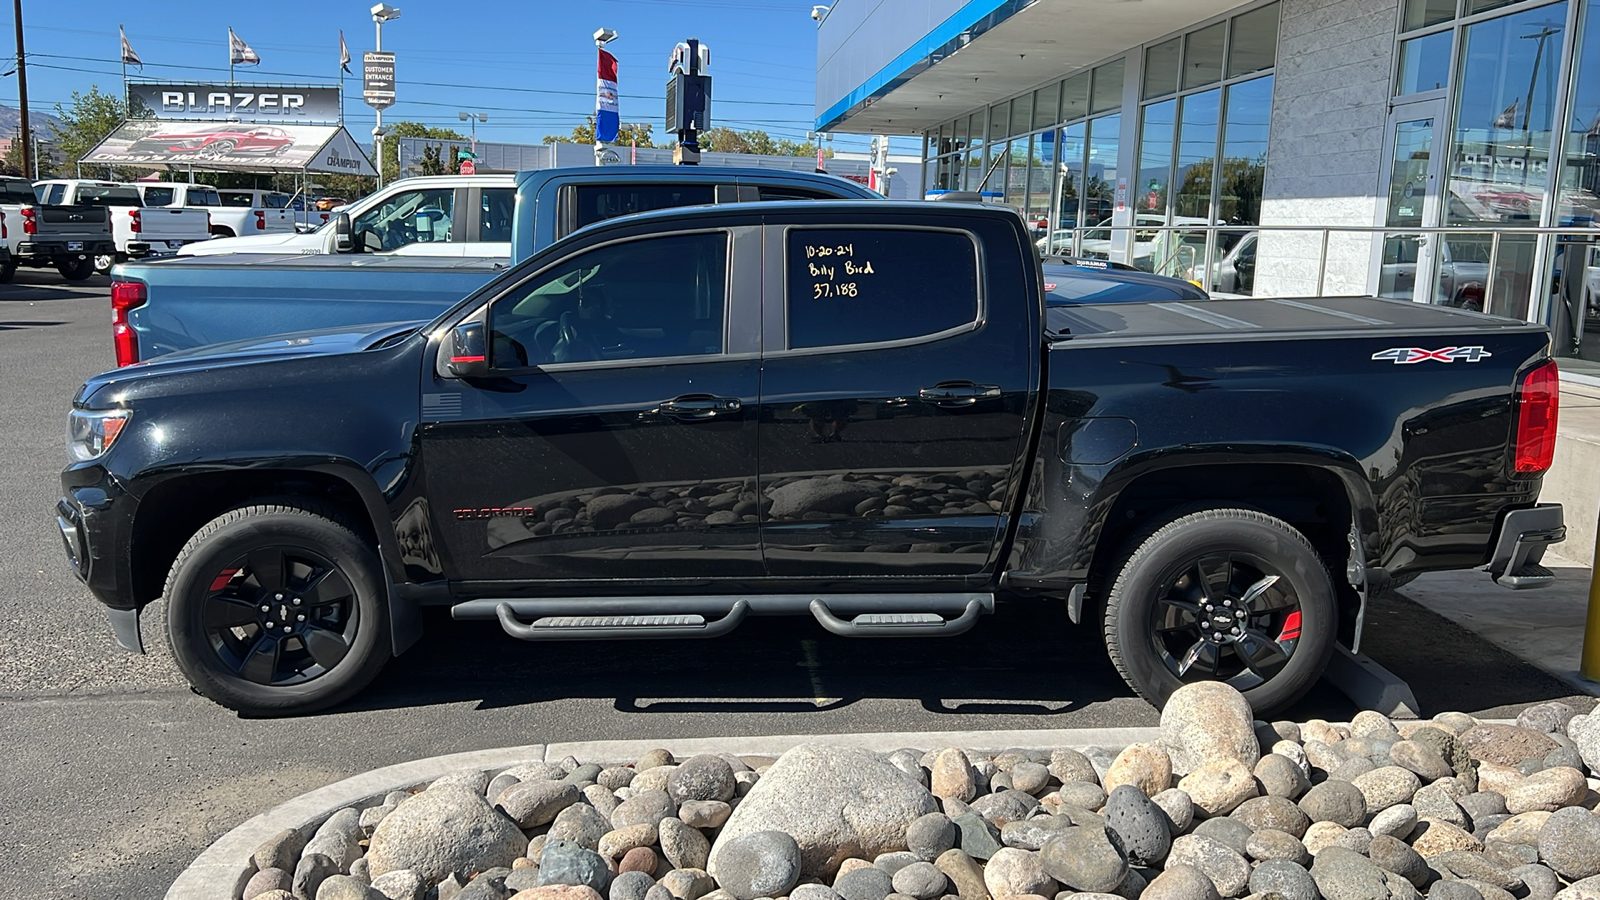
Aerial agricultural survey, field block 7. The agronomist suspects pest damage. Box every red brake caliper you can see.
[1277,610,1302,643]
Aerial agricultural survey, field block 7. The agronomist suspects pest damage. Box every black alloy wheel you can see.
[1104,507,1336,714]
[165,504,390,715]
[200,547,360,687]
[1149,552,1302,691]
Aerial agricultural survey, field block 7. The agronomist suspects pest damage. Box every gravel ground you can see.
[0,274,1592,900]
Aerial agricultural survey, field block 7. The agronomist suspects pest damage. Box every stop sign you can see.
[460,159,476,175]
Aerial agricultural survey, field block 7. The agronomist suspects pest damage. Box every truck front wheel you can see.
[1103,508,1336,715]
[163,504,391,716]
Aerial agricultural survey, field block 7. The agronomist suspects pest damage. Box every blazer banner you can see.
[127,82,343,124]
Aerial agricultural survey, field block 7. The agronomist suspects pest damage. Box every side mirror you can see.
[446,320,489,378]
[333,212,354,252]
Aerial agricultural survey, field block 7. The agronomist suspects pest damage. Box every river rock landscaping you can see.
[238,683,1600,900]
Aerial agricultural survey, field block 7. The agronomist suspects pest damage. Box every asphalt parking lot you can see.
[1,270,1594,898]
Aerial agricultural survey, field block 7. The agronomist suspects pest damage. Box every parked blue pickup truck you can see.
[108,166,880,366]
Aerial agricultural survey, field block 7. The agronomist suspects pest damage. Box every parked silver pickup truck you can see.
[0,176,116,282]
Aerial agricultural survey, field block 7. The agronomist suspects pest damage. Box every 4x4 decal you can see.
[1372,346,1493,364]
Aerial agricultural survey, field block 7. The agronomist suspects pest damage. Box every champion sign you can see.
[1371,346,1494,364]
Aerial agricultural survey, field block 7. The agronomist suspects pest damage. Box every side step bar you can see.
[455,593,995,642]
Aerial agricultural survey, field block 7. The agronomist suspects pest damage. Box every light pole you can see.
[458,111,487,155]
[371,3,401,187]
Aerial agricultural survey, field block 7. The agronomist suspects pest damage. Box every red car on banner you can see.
[128,126,295,158]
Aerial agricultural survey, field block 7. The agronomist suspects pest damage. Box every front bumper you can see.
[57,465,142,623]
[1486,504,1565,589]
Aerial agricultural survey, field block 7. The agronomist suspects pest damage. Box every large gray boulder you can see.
[1160,682,1260,776]
[708,744,938,879]
[367,786,526,884]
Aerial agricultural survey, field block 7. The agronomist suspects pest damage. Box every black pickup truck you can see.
[59,202,1565,716]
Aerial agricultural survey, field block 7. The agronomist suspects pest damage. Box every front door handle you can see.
[919,382,1001,407]
[656,394,742,420]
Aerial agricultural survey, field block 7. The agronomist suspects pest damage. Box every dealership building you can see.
[816,0,1600,376]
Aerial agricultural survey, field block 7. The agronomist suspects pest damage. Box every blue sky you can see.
[6,0,879,153]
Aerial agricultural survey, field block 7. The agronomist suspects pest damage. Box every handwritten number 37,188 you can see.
[813,282,859,299]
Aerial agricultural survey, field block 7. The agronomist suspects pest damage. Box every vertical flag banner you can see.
[120,26,143,68]
[340,31,352,74]
[229,28,261,66]
[596,48,620,144]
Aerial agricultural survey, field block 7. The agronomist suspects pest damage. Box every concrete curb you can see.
[164,726,1164,900]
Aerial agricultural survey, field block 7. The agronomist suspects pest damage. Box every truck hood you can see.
[179,231,319,256]
[78,321,426,403]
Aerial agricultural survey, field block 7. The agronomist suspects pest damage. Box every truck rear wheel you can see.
[0,261,15,283]
[163,504,391,716]
[56,257,94,281]
[1103,508,1336,715]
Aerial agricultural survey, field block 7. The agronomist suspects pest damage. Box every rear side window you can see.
[262,193,292,208]
[190,189,222,206]
[759,187,842,202]
[141,187,175,206]
[220,191,255,207]
[786,228,979,350]
[481,188,515,242]
[570,183,715,231]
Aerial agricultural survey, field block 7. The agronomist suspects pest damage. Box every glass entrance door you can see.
[1378,103,1446,303]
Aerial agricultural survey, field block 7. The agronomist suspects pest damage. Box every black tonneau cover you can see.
[1048,295,1541,343]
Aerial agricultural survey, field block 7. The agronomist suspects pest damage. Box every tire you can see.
[1103,507,1337,715]
[93,254,117,275]
[163,503,391,716]
[0,261,15,283]
[56,257,94,281]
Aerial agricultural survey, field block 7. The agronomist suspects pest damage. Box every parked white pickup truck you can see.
[180,174,515,258]
[217,188,324,233]
[135,182,298,239]
[35,180,212,273]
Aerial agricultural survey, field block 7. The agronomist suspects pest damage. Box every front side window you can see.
[350,188,454,252]
[785,228,978,350]
[262,193,292,208]
[480,188,515,242]
[570,183,715,232]
[489,232,727,368]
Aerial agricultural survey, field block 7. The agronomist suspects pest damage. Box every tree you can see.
[544,120,657,148]
[382,121,468,183]
[52,86,133,178]
[0,136,49,177]
[696,127,823,158]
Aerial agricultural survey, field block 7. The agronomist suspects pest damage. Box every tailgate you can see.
[37,205,111,235]
[139,208,212,240]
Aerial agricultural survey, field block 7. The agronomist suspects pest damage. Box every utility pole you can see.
[13,0,30,181]
[371,4,401,188]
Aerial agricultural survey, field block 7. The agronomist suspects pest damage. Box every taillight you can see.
[21,206,36,235]
[255,210,266,230]
[128,209,141,234]
[1513,359,1560,473]
[110,281,147,367]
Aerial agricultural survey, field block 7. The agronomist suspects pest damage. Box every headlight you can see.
[67,409,131,462]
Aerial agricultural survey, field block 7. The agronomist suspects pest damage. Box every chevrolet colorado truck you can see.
[108,166,880,365]
[60,202,1565,716]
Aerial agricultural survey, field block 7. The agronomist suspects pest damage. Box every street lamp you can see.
[458,111,488,155]
[371,3,401,188]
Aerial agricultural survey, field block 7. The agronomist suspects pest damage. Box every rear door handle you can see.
[656,394,742,420]
[919,382,1001,407]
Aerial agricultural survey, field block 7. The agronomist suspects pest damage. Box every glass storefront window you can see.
[1033,82,1061,130]
[1446,2,1567,319]
[951,117,967,155]
[1085,114,1122,257]
[1002,139,1028,210]
[1026,133,1053,235]
[1138,99,1178,269]
[989,101,1011,144]
[1397,30,1453,95]
[1467,0,1518,14]
[1063,72,1090,121]
[1144,38,1182,100]
[1229,3,1280,77]
[1219,75,1273,227]
[1175,90,1221,222]
[1055,122,1087,253]
[1185,22,1227,90]
[967,114,984,149]
[1092,59,1126,113]
[1011,94,1034,137]
[1404,0,1457,30]
[1548,1,1600,368]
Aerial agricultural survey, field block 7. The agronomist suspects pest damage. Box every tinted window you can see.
[77,185,142,207]
[570,183,715,231]
[262,193,292,208]
[219,191,255,207]
[786,228,978,349]
[41,184,63,205]
[190,188,222,206]
[350,188,453,251]
[758,187,840,202]
[490,232,727,368]
[481,188,515,242]
[141,187,176,206]
[1,180,37,204]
